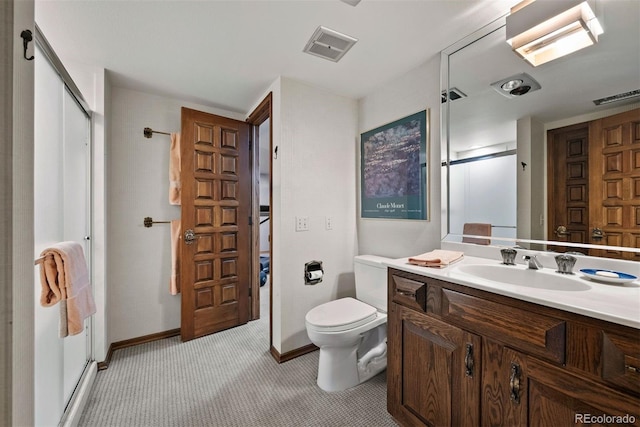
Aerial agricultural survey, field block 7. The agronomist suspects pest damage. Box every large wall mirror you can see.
[441,0,640,260]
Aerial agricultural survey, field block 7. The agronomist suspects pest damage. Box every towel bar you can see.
[144,216,172,228]
[143,127,172,138]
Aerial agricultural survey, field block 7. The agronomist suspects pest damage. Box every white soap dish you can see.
[579,269,638,284]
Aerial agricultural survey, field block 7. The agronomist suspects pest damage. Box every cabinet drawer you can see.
[390,274,426,312]
[442,289,566,364]
[567,323,640,396]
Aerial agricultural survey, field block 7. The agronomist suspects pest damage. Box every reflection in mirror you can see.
[441,0,640,260]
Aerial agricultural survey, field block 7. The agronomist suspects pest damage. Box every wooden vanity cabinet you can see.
[387,268,640,427]
[388,304,481,426]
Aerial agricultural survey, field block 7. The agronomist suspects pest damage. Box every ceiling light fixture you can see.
[491,73,541,98]
[506,0,604,67]
[500,79,524,91]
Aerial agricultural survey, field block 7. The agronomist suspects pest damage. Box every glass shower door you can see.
[34,43,92,426]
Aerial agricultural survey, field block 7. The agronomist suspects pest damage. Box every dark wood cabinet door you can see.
[481,339,528,427]
[526,356,640,427]
[388,304,481,427]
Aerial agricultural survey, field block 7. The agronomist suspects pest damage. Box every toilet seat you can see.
[305,297,377,332]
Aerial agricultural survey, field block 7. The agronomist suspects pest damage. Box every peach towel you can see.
[38,241,96,337]
[408,249,464,268]
[170,220,181,295]
[169,132,181,205]
[462,223,492,245]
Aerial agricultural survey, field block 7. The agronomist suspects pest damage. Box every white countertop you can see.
[384,255,640,329]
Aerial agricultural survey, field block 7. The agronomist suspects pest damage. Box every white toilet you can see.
[305,255,389,392]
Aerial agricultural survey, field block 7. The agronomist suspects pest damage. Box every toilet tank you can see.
[354,255,391,312]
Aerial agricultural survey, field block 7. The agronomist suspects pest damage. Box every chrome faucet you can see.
[523,255,543,270]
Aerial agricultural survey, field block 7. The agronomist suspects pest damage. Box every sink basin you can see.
[451,263,591,291]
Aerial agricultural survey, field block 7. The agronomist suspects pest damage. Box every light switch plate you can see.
[325,216,333,230]
[296,216,309,231]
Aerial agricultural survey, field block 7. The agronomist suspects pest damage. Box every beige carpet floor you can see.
[78,284,398,427]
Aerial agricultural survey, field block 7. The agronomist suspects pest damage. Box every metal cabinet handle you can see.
[509,362,521,404]
[396,289,416,298]
[464,344,474,377]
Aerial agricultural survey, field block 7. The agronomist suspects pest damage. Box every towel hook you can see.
[20,29,35,61]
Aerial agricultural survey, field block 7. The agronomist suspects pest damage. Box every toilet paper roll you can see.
[307,270,323,281]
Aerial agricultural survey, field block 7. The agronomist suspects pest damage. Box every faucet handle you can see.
[554,254,577,275]
[500,248,517,265]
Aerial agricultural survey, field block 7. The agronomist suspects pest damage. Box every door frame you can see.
[246,93,272,344]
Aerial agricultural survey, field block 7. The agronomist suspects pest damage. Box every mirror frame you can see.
[440,15,640,255]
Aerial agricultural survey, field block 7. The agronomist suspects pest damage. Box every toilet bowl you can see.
[305,255,390,392]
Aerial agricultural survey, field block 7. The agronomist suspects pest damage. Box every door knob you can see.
[184,229,196,245]
[591,228,604,241]
[555,225,570,236]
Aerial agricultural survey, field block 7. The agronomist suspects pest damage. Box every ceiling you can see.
[34,0,515,114]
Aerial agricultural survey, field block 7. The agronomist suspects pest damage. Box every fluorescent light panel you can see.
[506,0,603,67]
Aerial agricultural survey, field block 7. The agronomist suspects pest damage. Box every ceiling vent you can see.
[441,87,467,103]
[490,72,541,99]
[303,26,358,63]
[593,89,640,106]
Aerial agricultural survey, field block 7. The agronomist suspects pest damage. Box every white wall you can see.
[449,154,517,239]
[10,0,36,424]
[0,4,12,422]
[259,119,270,253]
[262,77,358,354]
[357,55,442,258]
[107,86,243,344]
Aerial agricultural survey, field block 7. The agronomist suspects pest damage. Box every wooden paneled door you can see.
[547,108,640,259]
[547,123,591,251]
[589,108,640,260]
[180,107,252,341]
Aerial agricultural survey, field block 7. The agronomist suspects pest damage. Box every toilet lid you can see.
[305,297,377,332]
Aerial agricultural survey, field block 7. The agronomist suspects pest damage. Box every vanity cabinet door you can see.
[525,356,640,427]
[482,338,640,427]
[388,303,481,427]
[481,339,528,426]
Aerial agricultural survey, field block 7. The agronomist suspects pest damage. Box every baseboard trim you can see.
[98,328,181,370]
[270,343,318,363]
[60,361,97,427]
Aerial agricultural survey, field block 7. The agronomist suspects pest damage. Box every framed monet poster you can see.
[360,109,429,220]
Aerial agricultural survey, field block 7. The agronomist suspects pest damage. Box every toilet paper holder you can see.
[305,260,324,285]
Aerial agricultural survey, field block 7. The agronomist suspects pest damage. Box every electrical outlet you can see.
[325,216,333,230]
[296,216,309,232]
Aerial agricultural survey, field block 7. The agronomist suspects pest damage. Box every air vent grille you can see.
[303,26,358,63]
[308,43,342,61]
[441,88,467,103]
[593,89,640,106]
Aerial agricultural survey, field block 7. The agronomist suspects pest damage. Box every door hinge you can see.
[249,216,253,226]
